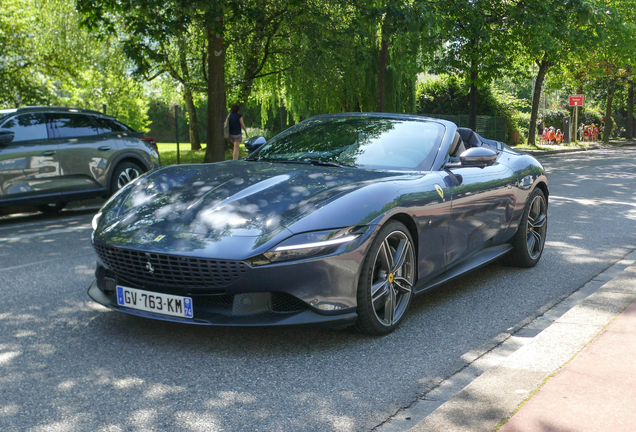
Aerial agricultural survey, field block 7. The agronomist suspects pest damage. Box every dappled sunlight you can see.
[0,350,21,365]
[544,241,604,264]
[0,297,404,431]
[204,391,257,408]
[175,412,222,432]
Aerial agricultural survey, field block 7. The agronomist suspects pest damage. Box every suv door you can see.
[0,113,61,202]
[49,113,117,194]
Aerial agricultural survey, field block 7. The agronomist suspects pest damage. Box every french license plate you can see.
[116,286,193,319]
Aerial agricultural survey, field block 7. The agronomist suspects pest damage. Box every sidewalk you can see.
[497,300,636,432]
[517,138,636,155]
[401,252,636,432]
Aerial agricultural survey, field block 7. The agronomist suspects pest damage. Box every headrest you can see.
[457,127,482,148]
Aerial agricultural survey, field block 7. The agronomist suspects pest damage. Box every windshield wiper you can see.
[308,160,349,168]
[247,158,350,167]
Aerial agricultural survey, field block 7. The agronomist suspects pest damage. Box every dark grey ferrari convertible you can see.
[89,113,548,335]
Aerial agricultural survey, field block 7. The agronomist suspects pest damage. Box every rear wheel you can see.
[503,188,547,267]
[110,162,143,194]
[353,221,415,335]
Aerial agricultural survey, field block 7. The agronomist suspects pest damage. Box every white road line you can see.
[0,224,92,241]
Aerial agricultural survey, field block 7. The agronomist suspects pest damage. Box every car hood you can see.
[95,161,413,252]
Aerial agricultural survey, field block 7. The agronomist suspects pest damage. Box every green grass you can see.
[512,143,550,151]
[157,142,250,166]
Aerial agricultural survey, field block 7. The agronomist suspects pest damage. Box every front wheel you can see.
[503,188,548,267]
[353,221,416,336]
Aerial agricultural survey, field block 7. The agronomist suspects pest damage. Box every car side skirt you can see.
[414,243,513,294]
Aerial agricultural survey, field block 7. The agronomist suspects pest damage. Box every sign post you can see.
[569,94,585,145]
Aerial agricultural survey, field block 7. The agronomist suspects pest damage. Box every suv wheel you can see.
[111,162,143,194]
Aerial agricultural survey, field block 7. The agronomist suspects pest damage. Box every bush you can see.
[415,75,528,143]
[541,108,571,132]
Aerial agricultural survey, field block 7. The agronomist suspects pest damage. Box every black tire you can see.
[353,221,416,336]
[503,188,548,268]
[110,162,143,194]
[37,202,67,214]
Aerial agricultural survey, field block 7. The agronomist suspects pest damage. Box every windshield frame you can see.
[251,114,446,172]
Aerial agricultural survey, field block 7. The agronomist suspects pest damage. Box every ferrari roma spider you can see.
[88,113,548,335]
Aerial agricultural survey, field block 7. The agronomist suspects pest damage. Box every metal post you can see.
[174,105,180,164]
[574,106,578,145]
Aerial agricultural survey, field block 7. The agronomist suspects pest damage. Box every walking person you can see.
[227,104,249,160]
[537,118,545,144]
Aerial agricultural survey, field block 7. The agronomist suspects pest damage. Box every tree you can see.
[1,0,150,130]
[79,0,228,160]
[362,0,434,113]
[433,0,516,130]
[585,0,636,142]
[513,0,599,145]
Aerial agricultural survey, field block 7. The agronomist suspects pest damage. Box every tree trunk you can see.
[604,90,614,144]
[177,34,201,151]
[204,15,227,163]
[376,20,390,113]
[528,57,550,146]
[627,79,634,140]
[469,64,478,131]
[183,88,201,150]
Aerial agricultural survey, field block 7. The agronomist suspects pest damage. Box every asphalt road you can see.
[1,148,635,432]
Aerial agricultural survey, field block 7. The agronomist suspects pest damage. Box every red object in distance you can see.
[569,94,585,107]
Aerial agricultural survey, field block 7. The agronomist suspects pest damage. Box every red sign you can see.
[569,94,585,107]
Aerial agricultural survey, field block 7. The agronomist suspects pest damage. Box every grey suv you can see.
[0,106,161,213]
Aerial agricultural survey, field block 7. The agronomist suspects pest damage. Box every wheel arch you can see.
[386,212,419,262]
[107,155,149,190]
[535,181,549,202]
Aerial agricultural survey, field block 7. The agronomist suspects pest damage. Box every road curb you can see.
[521,146,600,155]
[375,249,636,432]
[410,251,636,432]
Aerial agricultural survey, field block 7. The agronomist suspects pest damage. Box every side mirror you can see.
[0,131,14,146]
[459,147,497,168]
[244,136,267,153]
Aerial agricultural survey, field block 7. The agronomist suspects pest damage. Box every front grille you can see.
[94,243,248,290]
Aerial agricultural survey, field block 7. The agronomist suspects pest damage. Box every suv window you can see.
[93,117,127,133]
[0,113,48,142]
[49,113,100,138]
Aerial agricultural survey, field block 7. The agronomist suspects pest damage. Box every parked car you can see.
[89,113,548,335]
[0,106,161,213]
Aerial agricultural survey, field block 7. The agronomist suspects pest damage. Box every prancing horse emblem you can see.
[434,184,444,200]
[145,253,154,274]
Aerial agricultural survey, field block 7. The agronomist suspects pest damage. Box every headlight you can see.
[92,212,102,231]
[248,227,367,266]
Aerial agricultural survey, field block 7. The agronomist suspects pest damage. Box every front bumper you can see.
[87,279,358,327]
[87,227,380,327]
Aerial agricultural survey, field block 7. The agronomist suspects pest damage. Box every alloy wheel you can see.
[117,167,140,189]
[370,230,415,327]
[526,194,547,260]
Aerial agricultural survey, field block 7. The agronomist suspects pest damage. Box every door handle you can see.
[98,146,111,151]
[41,150,56,156]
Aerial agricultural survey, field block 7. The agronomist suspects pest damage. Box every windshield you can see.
[252,117,445,170]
